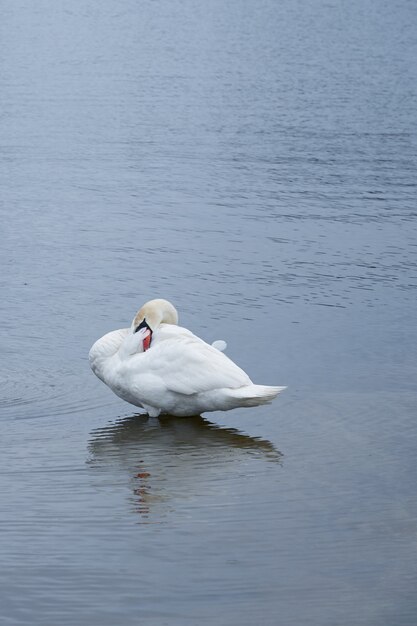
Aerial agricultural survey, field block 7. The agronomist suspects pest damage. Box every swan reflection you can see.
[88,414,282,520]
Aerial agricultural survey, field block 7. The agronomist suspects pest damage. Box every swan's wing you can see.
[145,326,252,395]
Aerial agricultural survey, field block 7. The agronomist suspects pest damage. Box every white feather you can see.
[211,339,227,352]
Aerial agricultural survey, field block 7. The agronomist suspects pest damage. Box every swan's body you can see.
[89,299,286,417]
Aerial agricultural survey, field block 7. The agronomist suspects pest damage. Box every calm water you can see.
[1,0,417,624]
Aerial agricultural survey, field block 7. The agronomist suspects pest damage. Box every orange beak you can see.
[143,331,152,352]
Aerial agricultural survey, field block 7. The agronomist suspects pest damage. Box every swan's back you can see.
[141,324,252,396]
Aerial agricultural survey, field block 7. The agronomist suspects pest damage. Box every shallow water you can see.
[1,0,416,624]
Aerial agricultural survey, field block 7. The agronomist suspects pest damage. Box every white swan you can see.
[89,299,286,417]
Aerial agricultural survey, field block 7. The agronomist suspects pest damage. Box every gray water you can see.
[1,0,417,624]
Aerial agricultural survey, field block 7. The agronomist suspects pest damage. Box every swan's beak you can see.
[143,330,152,352]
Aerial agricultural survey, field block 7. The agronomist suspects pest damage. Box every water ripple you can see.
[0,366,116,421]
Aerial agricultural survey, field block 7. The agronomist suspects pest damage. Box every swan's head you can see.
[131,299,178,351]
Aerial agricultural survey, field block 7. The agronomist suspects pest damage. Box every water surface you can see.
[1,0,416,624]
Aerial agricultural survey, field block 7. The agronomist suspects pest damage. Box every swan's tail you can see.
[225,384,287,409]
